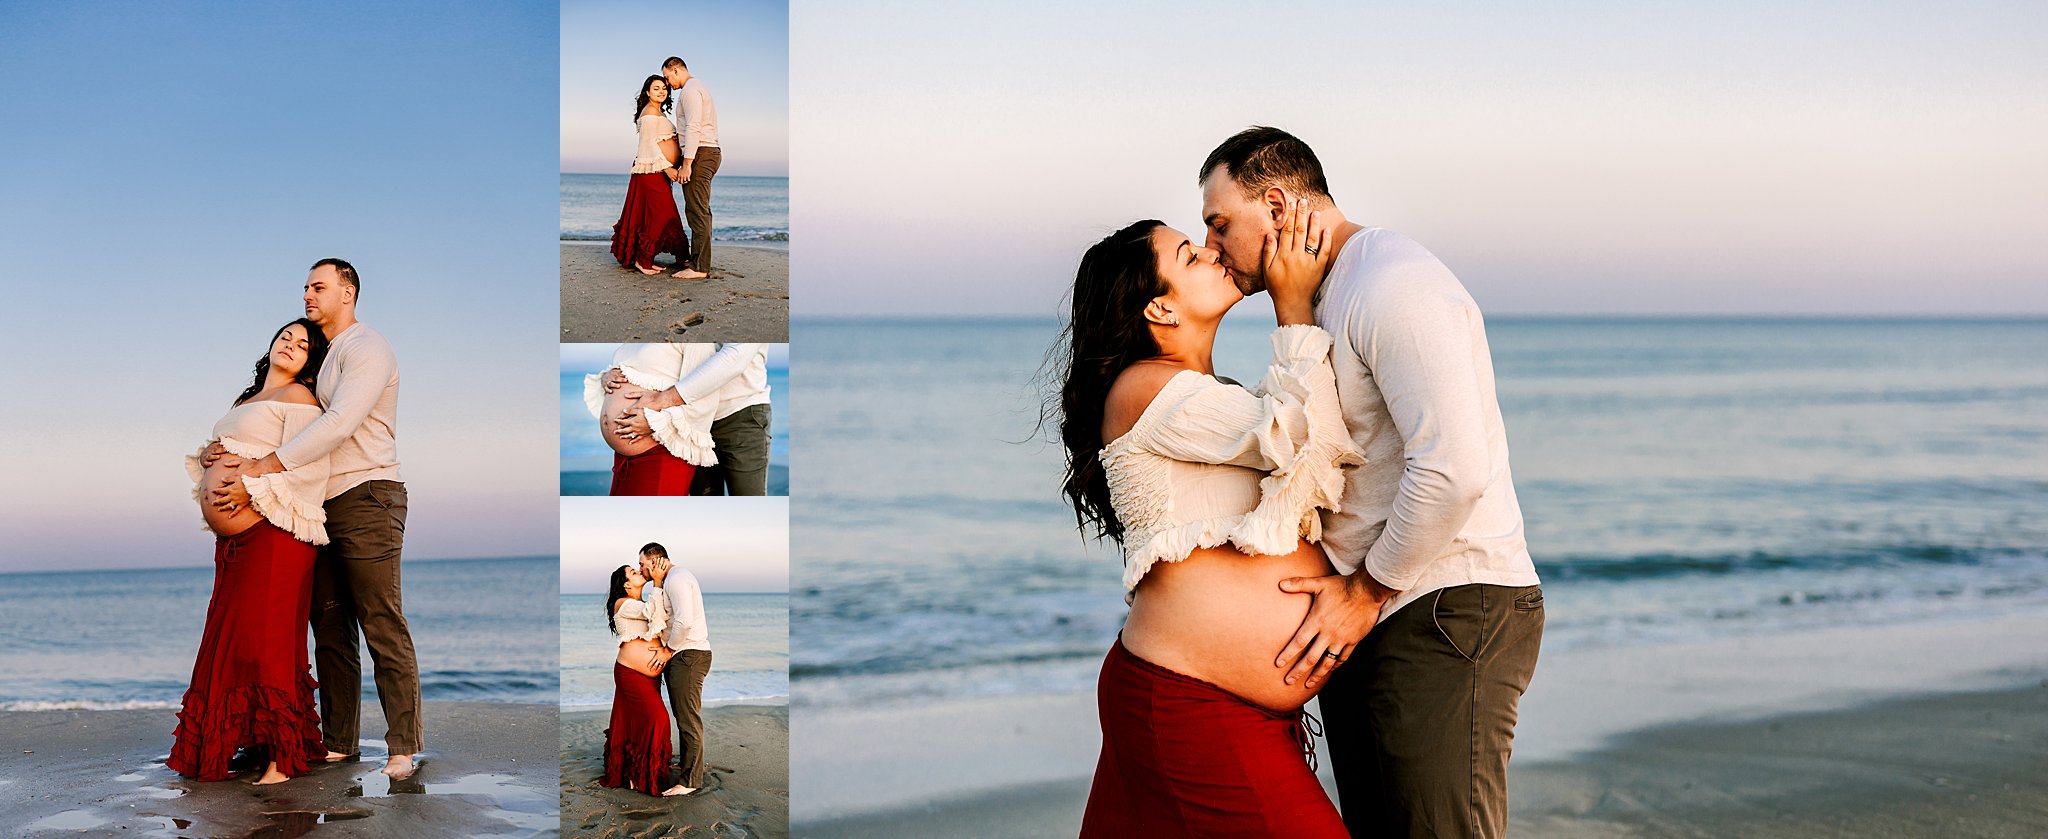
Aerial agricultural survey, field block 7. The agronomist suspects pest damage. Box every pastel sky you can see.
[790,0,2048,317]
[0,2,561,572]
[559,497,789,593]
[561,0,789,176]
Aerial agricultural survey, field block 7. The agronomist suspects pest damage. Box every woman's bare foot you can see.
[253,761,290,785]
[671,268,708,280]
[660,784,697,796]
[382,753,420,780]
[636,263,664,276]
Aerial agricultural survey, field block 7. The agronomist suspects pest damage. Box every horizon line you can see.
[0,554,559,577]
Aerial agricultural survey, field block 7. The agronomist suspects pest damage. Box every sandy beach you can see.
[560,702,789,838]
[6,701,558,838]
[561,242,789,343]
[794,611,2048,836]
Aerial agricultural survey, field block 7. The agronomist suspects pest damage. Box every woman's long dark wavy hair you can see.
[633,74,672,123]
[1042,219,1169,545]
[233,318,329,407]
[605,565,632,636]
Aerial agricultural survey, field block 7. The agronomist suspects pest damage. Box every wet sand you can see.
[559,703,788,838]
[795,611,2048,836]
[6,701,557,838]
[561,243,789,343]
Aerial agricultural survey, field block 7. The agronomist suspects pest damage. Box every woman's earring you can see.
[1166,314,1180,327]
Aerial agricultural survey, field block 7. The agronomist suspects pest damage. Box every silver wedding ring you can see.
[1322,649,1341,660]
[1305,244,1320,256]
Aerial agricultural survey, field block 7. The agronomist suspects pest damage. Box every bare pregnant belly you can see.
[600,386,659,457]
[199,460,263,537]
[1122,538,1334,712]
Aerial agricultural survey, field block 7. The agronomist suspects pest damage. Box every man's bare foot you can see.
[323,750,357,763]
[381,753,420,780]
[253,761,290,785]
[671,268,708,280]
[636,263,664,276]
[660,784,697,796]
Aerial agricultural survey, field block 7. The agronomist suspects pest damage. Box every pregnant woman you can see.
[584,343,722,495]
[611,74,691,276]
[602,563,689,796]
[1051,208,1362,835]
[170,319,334,784]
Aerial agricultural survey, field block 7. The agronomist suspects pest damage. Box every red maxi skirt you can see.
[611,172,690,270]
[611,448,697,496]
[603,662,674,794]
[167,520,324,781]
[1079,639,1349,838]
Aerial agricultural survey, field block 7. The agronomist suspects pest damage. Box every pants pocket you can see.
[1431,586,1486,662]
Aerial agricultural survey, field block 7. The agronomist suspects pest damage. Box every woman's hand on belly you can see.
[1121,539,1336,712]
[601,387,660,456]
[198,462,263,536]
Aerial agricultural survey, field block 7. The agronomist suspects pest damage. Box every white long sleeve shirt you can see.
[1314,228,1540,622]
[274,322,402,499]
[673,343,770,418]
[671,77,720,163]
[650,567,711,652]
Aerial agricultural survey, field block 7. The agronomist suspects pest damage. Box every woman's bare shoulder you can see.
[276,383,320,406]
[1104,362,1192,440]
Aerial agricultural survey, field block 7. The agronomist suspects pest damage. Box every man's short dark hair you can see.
[662,56,687,71]
[639,542,669,559]
[310,258,359,296]
[1198,126,1331,202]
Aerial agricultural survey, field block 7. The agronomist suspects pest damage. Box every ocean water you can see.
[559,368,791,494]
[789,317,2048,709]
[561,173,788,246]
[559,593,789,707]
[0,556,560,710]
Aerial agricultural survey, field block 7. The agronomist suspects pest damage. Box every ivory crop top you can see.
[583,343,722,466]
[1100,325,1364,591]
[631,114,677,174]
[613,585,670,642]
[184,400,333,545]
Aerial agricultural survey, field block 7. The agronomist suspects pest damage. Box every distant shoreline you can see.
[0,553,557,578]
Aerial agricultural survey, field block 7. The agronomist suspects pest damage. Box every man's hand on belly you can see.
[1274,571,1397,690]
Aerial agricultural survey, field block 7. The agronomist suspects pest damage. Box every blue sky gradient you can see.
[0,2,562,571]
[560,0,789,175]
[790,0,2048,317]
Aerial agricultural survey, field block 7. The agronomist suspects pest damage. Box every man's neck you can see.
[1314,209,1367,283]
[322,315,358,340]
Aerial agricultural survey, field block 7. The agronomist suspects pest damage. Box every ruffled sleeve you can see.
[185,442,212,531]
[583,372,606,419]
[617,588,671,642]
[185,442,209,496]
[630,116,679,173]
[237,406,332,545]
[1124,324,1363,558]
[645,400,720,466]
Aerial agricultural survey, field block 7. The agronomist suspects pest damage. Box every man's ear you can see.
[1264,186,1290,224]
